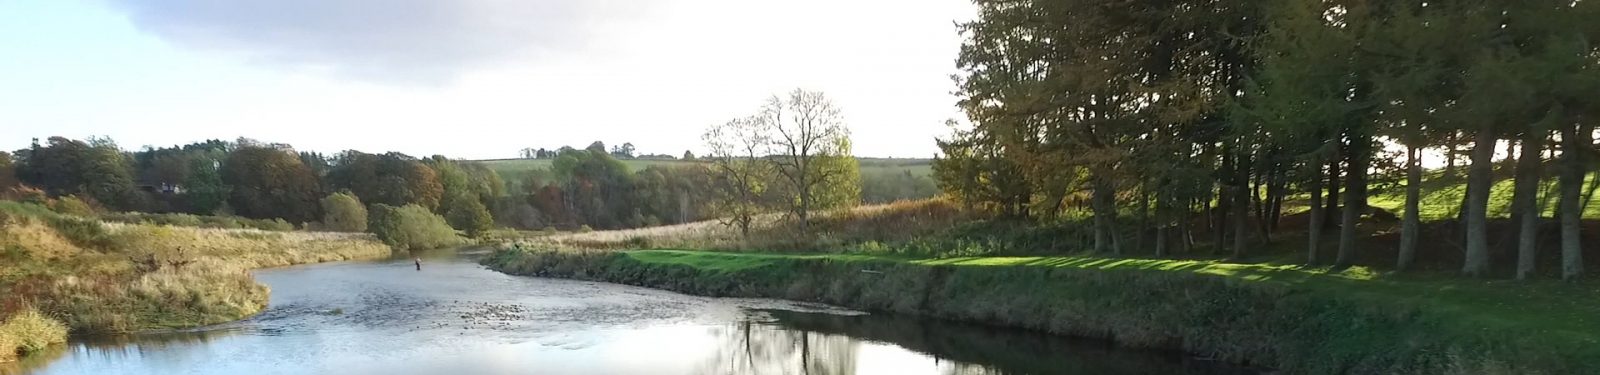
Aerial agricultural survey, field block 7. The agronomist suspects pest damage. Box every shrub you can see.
[367,204,462,250]
[49,195,97,217]
[1,185,49,205]
[445,197,493,238]
[46,216,113,250]
[97,212,296,232]
[258,218,294,231]
[0,308,68,362]
[0,200,56,218]
[320,192,368,232]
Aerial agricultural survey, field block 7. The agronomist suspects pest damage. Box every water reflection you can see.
[688,310,1252,375]
[696,321,858,375]
[11,249,1252,375]
[751,310,1251,375]
[0,345,64,375]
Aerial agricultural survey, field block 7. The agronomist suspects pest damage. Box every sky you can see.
[0,0,974,160]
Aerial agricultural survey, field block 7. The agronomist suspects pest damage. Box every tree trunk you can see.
[1268,168,1286,236]
[1253,167,1266,229]
[1137,186,1150,254]
[1307,153,1324,265]
[1464,129,1498,277]
[1155,225,1168,257]
[1232,186,1249,260]
[1254,165,1270,241]
[1325,143,1342,228]
[1514,130,1546,280]
[1561,123,1587,280]
[1092,172,1115,254]
[1155,187,1169,258]
[1232,150,1251,260]
[1445,132,1458,177]
[1505,139,1519,173]
[1180,212,1194,255]
[1398,144,1421,271]
[1335,133,1369,268]
[1215,150,1233,253]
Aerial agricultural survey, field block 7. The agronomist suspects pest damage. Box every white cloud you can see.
[14,0,976,158]
[103,0,652,84]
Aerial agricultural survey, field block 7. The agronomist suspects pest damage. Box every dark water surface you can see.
[6,248,1254,375]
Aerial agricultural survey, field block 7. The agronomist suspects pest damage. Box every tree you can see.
[634,165,714,226]
[682,150,697,161]
[327,151,444,210]
[761,89,854,235]
[610,142,637,159]
[0,151,17,190]
[320,192,368,232]
[221,145,322,223]
[460,162,507,207]
[932,121,1030,218]
[367,204,462,250]
[426,156,473,213]
[861,170,938,204]
[14,136,145,211]
[299,151,332,177]
[183,158,230,215]
[704,115,773,237]
[445,196,493,237]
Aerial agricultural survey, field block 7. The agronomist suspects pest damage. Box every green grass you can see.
[486,247,1600,374]
[1353,171,1600,220]
[627,250,1597,340]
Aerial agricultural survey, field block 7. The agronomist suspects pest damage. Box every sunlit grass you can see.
[0,201,393,342]
[513,199,969,252]
[0,309,66,362]
[616,249,1600,353]
[487,246,1600,373]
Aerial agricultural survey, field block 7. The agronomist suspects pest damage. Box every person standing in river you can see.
[415,257,422,271]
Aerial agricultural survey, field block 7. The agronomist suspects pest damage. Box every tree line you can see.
[0,116,874,237]
[518,141,694,161]
[937,0,1599,279]
[0,137,720,235]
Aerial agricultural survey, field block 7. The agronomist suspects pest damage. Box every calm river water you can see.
[4,248,1254,375]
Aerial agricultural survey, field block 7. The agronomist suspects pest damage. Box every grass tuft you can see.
[0,309,68,362]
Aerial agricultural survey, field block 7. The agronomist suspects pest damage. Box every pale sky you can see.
[0,0,973,159]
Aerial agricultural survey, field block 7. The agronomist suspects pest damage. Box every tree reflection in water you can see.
[696,321,859,375]
[695,310,1256,375]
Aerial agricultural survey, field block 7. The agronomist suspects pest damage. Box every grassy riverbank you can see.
[485,248,1600,374]
[0,202,391,361]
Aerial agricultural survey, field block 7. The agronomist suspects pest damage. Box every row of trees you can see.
[1,137,501,235]
[519,142,694,161]
[938,0,1599,279]
[0,136,740,234]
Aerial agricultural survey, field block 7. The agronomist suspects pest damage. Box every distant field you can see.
[474,158,695,179]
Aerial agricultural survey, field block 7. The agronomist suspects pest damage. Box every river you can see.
[5,248,1255,375]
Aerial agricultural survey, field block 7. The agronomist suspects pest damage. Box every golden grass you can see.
[0,309,67,362]
[0,203,392,354]
[516,199,968,251]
